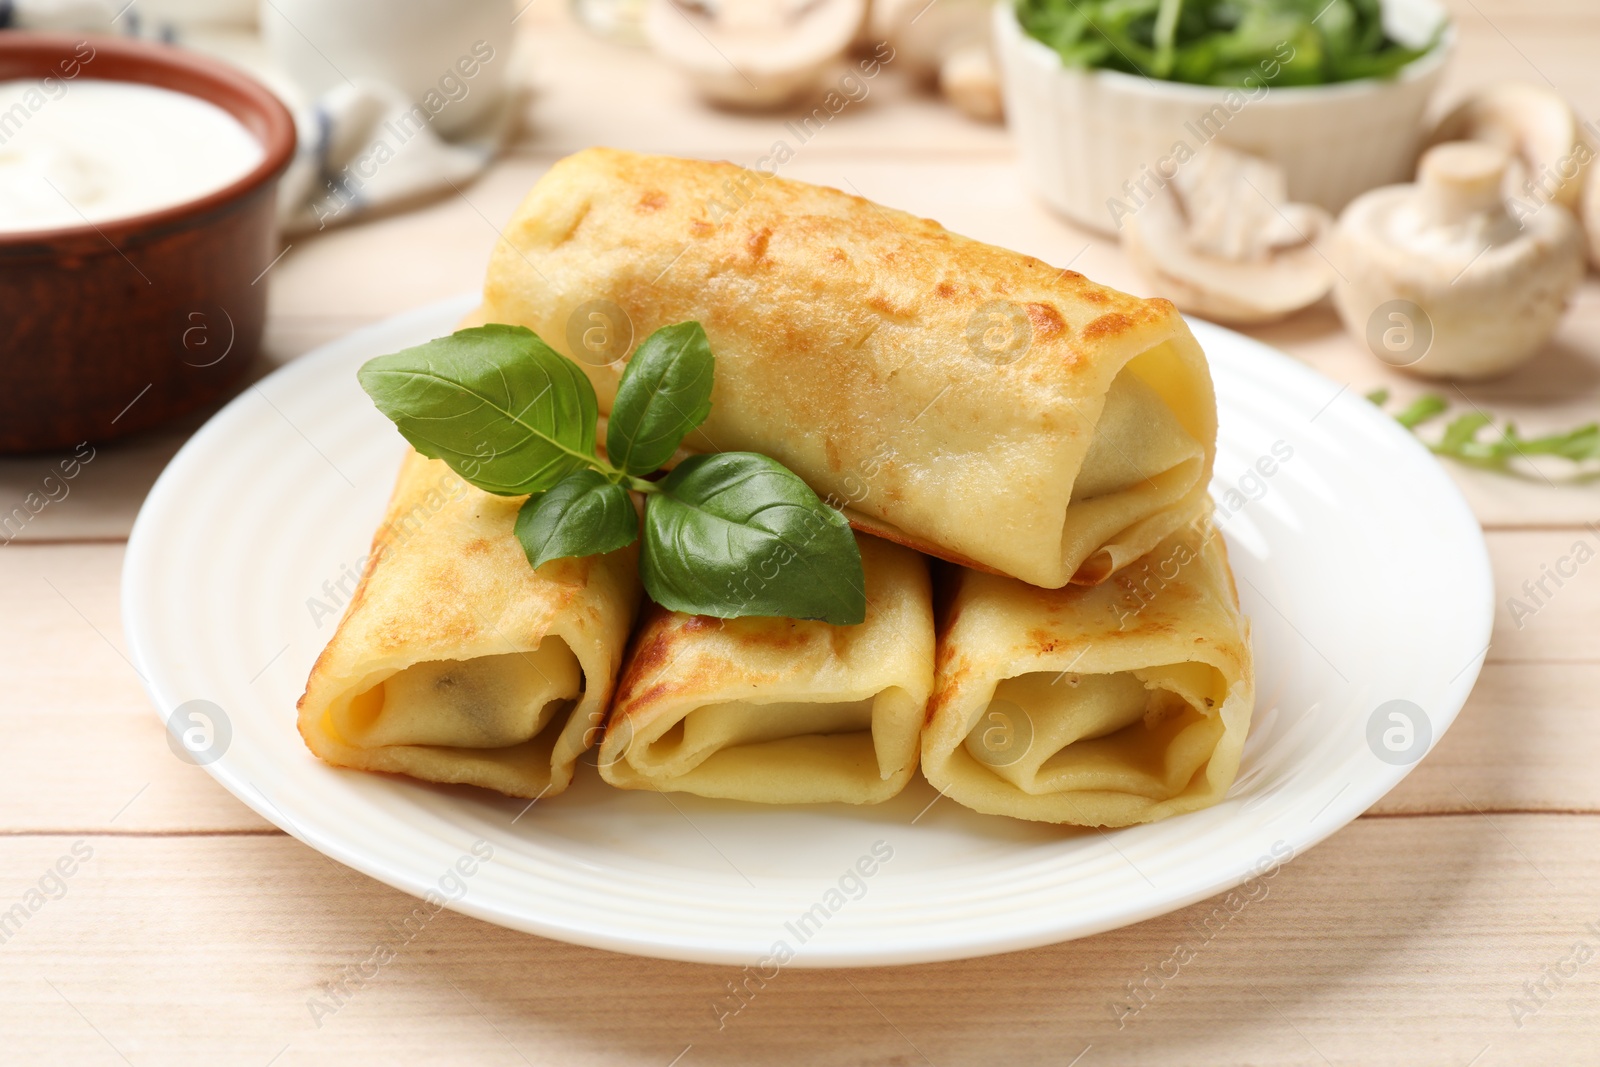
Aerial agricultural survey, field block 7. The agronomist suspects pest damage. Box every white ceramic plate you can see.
[124,294,1493,967]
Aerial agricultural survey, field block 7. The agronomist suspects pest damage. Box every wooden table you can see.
[3,1,1598,1062]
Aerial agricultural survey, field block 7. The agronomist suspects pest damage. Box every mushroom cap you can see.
[1119,147,1335,325]
[1333,141,1586,379]
[646,0,865,109]
[1427,81,1590,212]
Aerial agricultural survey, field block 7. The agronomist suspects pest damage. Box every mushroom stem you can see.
[1418,142,1511,227]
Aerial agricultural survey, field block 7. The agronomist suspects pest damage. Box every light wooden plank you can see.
[1486,530,1600,662]
[0,543,274,834]
[1433,0,1600,113]
[0,816,1595,1064]
[1370,663,1600,815]
[0,433,188,545]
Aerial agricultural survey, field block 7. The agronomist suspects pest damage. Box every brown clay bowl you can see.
[0,34,296,453]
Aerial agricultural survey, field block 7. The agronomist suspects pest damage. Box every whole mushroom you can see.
[872,0,1001,121]
[1333,141,1585,380]
[1427,82,1591,213]
[872,0,985,74]
[1120,145,1336,325]
[938,43,1003,123]
[646,0,866,110]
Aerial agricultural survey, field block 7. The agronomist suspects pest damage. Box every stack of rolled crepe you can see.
[298,148,1254,826]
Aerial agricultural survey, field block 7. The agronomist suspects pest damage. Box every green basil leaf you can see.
[640,452,866,625]
[606,321,715,476]
[514,469,637,568]
[358,324,598,496]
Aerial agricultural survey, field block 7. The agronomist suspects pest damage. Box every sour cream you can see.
[0,79,264,233]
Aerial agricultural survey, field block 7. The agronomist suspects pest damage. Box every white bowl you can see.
[995,0,1453,235]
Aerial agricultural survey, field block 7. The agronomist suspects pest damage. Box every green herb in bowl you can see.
[1016,0,1435,86]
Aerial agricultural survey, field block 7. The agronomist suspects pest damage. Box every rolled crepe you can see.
[297,451,641,798]
[922,516,1253,827]
[480,147,1215,589]
[599,534,933,804]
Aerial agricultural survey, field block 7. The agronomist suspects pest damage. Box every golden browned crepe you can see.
[297,451,641,798]
[921,516,1253,827]
[479,147,1215,589]
[598,534,934,804]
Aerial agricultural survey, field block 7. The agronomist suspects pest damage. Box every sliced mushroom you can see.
[1427,82,1591,213]
[1119,146,1336,325]
[1333,141,1585,380]
[939,43,1002,123]
[645,0,865,110]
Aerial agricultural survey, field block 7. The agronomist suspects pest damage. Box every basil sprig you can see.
[358,321,866,624]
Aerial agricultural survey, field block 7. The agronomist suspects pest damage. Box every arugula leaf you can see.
[1016,0,1436,86]
[1438,412,1493,455]
[514,469,638,569]
[1395,394,1447,429]
[606,321,715,476]
[1372,392,1600,473]
[359,324,599,496]
[1151,0,1183,77]
[1511,423,1600,462]
[641,453,866,625]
